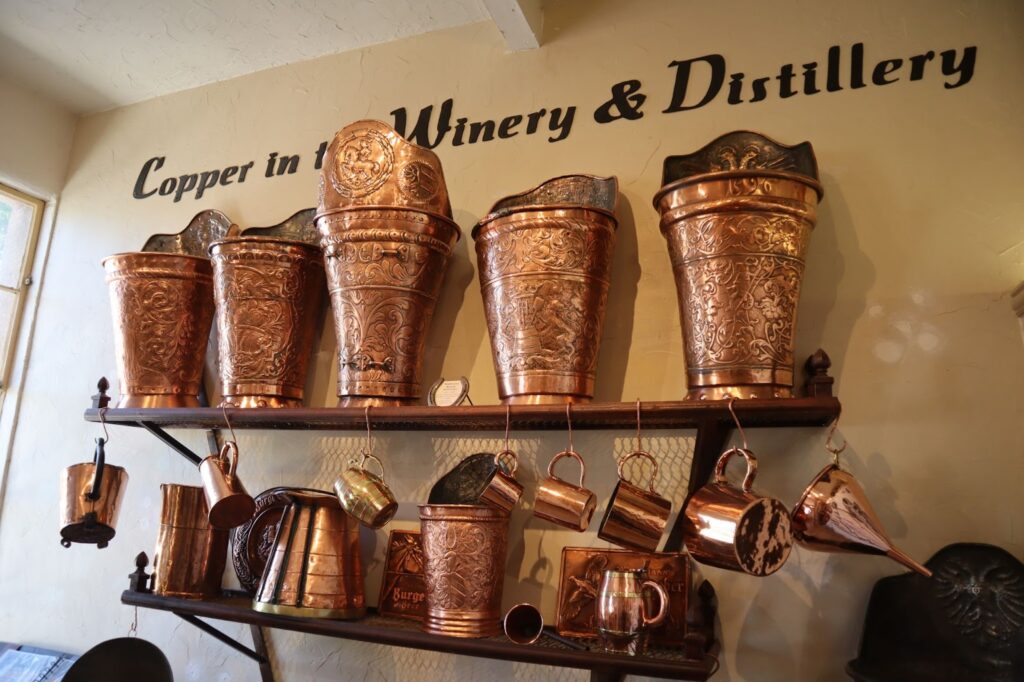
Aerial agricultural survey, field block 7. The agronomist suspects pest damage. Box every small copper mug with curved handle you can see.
[533,450,597,531]
[479,450,525,514]
[596,568,669,655]
[199,441,256,529]
[598,451,673,551]
[334,452,398,529]
[682,447,792,576]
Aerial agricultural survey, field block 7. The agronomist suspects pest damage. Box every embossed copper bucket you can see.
[316,120,459,406]
[653,131,823,399]
[419,504,509,638]
[152,484,229,598]
[210,236,325,407]
[474,175,618,404]
[103,252,214,407]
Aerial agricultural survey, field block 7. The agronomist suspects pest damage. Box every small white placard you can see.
[428,377,471,406]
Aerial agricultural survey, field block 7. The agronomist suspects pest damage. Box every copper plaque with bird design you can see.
[556,547,690,647]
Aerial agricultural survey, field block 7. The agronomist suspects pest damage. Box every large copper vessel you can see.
[254,490,365,619]
[152,484,229,598]
[103,252,214,407]
[653,131,823,399]
[474,175,618,404]
[419,504,509,637]
[210,237,325,407]
[316,120,459,406]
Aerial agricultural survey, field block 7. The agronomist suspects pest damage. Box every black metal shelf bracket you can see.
[137,421,204,466]
[174,613,268,664]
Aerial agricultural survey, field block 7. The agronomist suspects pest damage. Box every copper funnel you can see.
[792,464,932,577]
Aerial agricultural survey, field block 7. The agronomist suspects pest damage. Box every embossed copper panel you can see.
[153,484,228,599]
[103,253,214,408]
[654,131,822,399]
[142,209,236,256]
[210,237,325,407]
[377,530,427,621]
[419,505,509,638]
[473,175,618,404]
[316,120,459,406]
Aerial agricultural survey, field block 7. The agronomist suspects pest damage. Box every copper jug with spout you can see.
[59,438,128,549]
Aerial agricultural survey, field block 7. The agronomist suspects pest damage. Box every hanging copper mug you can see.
[478,450,524,514]
[152,484,229,598]
[596,568,670,655]
[683,447,792,576]
[533,450,597,532]
[59,438,128,549]
[653,131,823,399]
[199,441,256,529]
[474,174,618,404]
[333,453,398,529]
[598,451,672,552]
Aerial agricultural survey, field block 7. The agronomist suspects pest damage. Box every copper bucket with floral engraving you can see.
[210,236,325,407]
[315,120,460,407]
[474,175,618,404]
[653,131,823,399]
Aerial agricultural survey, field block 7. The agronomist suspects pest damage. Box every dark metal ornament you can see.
[427,453,500,505]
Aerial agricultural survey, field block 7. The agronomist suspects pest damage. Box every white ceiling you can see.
[0,0,501,115]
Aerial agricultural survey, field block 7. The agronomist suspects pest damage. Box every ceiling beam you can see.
[482,0,543,51]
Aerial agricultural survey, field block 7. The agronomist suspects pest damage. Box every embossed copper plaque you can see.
[377,530,427,621]
[555,547,689,648]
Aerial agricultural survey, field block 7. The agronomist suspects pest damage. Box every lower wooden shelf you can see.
[122,589,718,681]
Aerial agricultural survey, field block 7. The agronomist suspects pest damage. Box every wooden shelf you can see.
[122,590,718,681]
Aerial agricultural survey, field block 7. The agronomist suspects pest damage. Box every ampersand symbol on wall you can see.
[594,80,647,123]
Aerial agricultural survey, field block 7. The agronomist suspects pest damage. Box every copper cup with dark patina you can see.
[316,119,459,407]
[210,236,325,408]
[474,175,618,404]
[103,252,214,408]
[152,484,228,598]
[653,131,823,399]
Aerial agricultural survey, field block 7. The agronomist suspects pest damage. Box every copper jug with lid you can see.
[59,438,128,549]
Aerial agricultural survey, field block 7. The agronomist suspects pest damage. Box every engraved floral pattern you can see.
[421,515,506,612]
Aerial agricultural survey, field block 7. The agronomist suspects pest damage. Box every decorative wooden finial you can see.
[91,377,111,409]
[804,349,834,398]
[128,551,152,593]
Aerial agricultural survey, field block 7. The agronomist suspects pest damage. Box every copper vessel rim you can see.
[208,236,324,253]
[653,168,824,207]
[472,204,619,239]
[102,251,212,266]
[64,461,127,475]
[313,205,461,240]
[792,462,843,510]
[480,173,619,214]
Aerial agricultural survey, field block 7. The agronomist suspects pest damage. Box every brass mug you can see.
[478,450,524,514]
[333,453,398,529]
[598,451,673,552]
[682,447,792,576]
[533,450,597,532]
[596,568,669,655]
[199,441,256,529]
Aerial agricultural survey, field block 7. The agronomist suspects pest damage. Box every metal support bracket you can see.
[137,421,204,466]
[174,613,269,665]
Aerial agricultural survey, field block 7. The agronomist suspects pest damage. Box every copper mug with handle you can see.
[598,450,673,552]
[333,452,398,529]
[478,450,525,514]
[199,441,256,529]
[596,568,669,655]
[533,450,597,532]
[682,447,793,576]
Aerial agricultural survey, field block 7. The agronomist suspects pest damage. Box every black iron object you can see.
[427,453,500,504]
[847,543,1024,681]
[128,552,152,594]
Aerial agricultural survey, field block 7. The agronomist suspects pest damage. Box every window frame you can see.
[0,183,45,391]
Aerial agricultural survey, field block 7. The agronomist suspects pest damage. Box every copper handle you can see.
[616,450,658,492]
[547,450,586,487]
[495,449,518,477]
[640,579,669,628]
[357,452,386,481]
[220,441,239,480]
[714,447,757,492]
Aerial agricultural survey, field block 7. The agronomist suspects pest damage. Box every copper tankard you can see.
[478,450,524,514]
[533,450,597,532]
[596,568,669,655]
[682,447,792,576]
[598,451,672,552]
[333,453,398,529]
[199,441,256,529]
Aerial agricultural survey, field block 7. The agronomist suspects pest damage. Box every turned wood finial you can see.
[804,349,834,398]
[128,551,152,593]
[91,377,111,409]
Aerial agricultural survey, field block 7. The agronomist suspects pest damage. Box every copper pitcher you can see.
[199,441,256,529]
[683,447,793,576]
[474,175,618,404]
[254,490,365,619]
[316,120,459,407]
[419,504,509,637]
[210,236,326,408]
[103,252,214,407]
[533,450,597,532]
[59,438,128,549]
[596,568,669,655]
[152,484,229,598]
[598,451,672,552]
[653,131,823,399]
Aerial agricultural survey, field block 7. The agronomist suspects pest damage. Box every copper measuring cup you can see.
[199,441,256,529]
[334,452,398,529]
[598,451,672,552]
[533,450,597,531]
[682,447,793,576]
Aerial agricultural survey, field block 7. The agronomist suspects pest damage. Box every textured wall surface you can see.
[0,1,1021,680]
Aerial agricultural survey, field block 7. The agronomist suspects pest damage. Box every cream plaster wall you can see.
[0,75,76,198]
[0,1,1021,681]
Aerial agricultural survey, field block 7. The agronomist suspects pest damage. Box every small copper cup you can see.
[479,450,524,514]
[682,447,792,576]
[199,441,256,529]
[533,450,597,532]
[598,451,673,552]
[333,452,398,529]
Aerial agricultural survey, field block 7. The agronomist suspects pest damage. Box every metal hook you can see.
[98,406,111,444]
[364,405,373,455]
[221,404,237,444]
[727,398,749,451]
[634,399,643,452]
[566,403,574,453]
[825,417,847,466]
[504,404,511,453]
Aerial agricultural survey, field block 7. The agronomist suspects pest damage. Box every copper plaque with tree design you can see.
[377,530,427,620]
